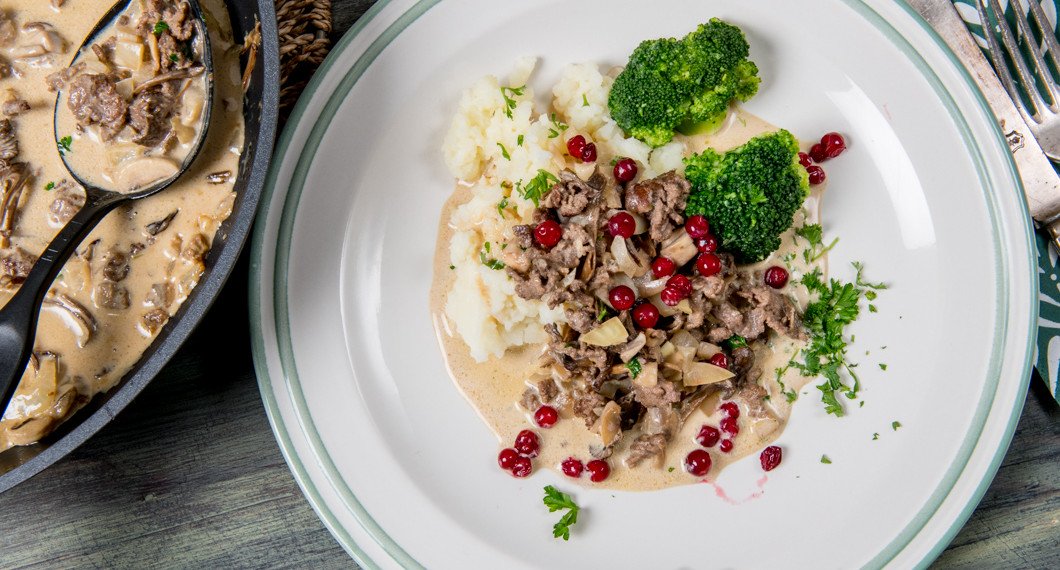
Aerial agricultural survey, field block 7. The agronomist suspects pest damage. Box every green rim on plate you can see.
[249,1,1037,568]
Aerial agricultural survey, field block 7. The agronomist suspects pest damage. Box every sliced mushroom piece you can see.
[610,236,647,277]
[633,273,669,297]
[206,170,231,184]
[132,66,206,95]
[145,210,178,235]
[678,385,718,421]
[93,281,130,310]
[115,156,179,191]
[102,248,130,282]
[660,229,697,266]
[592,400,623,447]
[181,233,209,262]
[0,118,18,161]
[145,282,174,309]
[13,22,67,61]
[0,162,29,248]
[240,20,261,91]
[617,333,646,363]
[1,90,28,117]
[42,292,97,347]
[0,245,34,286]
[49,180,86,226]
[138,308,169,337]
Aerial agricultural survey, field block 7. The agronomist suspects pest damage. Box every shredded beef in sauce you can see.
[509,167,806,469]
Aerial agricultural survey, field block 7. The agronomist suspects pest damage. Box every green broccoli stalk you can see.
[684,130,809,263]
[608,19,760,147]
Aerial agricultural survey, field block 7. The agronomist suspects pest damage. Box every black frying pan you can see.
[0,0,280,492]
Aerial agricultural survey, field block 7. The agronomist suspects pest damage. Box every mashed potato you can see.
[442,59,687,362]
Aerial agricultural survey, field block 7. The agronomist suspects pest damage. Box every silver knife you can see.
[910,0,1060,246]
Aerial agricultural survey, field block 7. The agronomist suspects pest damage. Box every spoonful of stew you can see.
[0,0,214,410]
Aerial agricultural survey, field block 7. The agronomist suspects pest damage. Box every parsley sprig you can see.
[500,84,526,119]
[515,169,559,207]
[795,223,838,263]
[783,262,887,416]
[542,486,580,541]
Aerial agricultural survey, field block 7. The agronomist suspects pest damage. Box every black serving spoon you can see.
[0,0,213,414]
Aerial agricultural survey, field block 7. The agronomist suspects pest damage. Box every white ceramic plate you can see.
[250,1,1037,567]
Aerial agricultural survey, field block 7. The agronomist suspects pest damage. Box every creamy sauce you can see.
[431,109,826,490]
[54,1,210,193]
[0,0,245,450]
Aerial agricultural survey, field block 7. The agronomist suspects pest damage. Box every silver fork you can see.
[976,0,1060,160]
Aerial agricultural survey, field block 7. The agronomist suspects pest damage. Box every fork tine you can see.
[976,0,1043,122]
[1025,0,1060,79]
[1007,0,1060,110]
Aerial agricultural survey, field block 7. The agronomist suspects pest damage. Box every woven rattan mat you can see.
[276,0,332,115]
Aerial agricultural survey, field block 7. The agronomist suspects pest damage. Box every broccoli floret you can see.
[684,130,809,263]
[608,19,761,147]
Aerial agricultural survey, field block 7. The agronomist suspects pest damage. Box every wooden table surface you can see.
[2,2,1059,568]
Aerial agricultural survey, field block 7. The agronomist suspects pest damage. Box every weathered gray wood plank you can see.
[0,2,1056,568]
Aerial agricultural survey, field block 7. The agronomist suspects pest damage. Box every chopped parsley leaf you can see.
[820,455,832,464]
[774,363,799,403]
[448,264,455,270]
[543,486,580,541]
[169,53,180,62]
[479,242,505,270]
[872,433,880,440]
[795,223,839,263]
[668,466,675,473]
[626,357,642,379]
[517,134,524,147]
[595,300,610,322]
[783,262,887,416]
[497,196,510,218]
[515,169,559,207]
[859,401,865,408]
[879,363,887,371]
[547,113,568,138]
[869,304,878,313]
[500,84,526,119]
[582,93,590,107]
[153,21,169,35]
[57,136,72,154]
[725,334,747,350]
[44,181,55,191]
[892,421,901,431]
[497,142,511,160]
